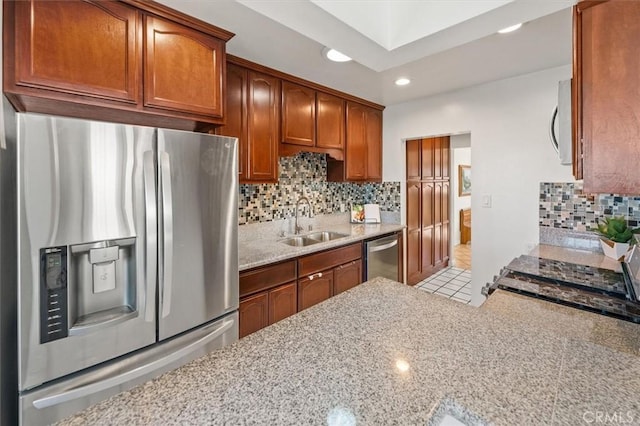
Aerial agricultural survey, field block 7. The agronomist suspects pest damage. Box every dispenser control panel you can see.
[40,246,69,343]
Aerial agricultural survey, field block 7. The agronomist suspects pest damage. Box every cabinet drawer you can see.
[298,242,361,277]
[240,260,297,297]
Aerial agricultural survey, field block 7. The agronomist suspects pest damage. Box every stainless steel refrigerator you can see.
[12,113,239,425]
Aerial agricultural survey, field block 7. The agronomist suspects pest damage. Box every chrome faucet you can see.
[294,196,313,235]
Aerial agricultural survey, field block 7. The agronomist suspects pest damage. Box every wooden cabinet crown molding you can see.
[227,54,385,112]
[121,0,234,41]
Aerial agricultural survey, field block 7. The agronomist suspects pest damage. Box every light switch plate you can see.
[481,194,492,208]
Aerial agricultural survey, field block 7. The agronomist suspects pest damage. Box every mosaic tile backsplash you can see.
[239,153,401,225]
[539,182,640,231]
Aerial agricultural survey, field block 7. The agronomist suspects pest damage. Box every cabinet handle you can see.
[308,272,324,280]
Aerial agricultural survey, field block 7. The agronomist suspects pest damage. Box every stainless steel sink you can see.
[280,231,349,246]
[306,231,349,242]
[280,236,320,247]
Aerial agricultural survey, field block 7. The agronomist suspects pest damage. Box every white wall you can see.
[450,134,471,246]
[383,65,574,305]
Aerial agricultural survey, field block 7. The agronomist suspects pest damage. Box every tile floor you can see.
[416,266,472,304]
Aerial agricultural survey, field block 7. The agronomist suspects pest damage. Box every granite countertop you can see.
[531,244,622,272]
[59,278,640,425]
[239,214,404,271]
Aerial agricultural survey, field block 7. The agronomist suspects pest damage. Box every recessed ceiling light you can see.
[323,47,352,62]
[498,23,522,34]
[395,77,411,86]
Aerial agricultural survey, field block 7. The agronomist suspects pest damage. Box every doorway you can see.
[405,136,450,285]
[450,133,471,270]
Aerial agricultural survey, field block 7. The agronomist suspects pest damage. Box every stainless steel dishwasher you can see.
[365,233,400,282]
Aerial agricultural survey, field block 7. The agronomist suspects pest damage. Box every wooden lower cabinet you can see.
[333,260,362,295]
[268,282,297,324]
[239,242,363,337]
[298,271,333,311]
[239,281,297,338]
[239,292,268,338]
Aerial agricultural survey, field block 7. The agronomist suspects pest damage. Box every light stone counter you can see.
[530,243,623,272]
[58,278,640,426]
[239,213,404,271]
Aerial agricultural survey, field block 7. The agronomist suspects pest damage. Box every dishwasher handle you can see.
[368,237,398,253]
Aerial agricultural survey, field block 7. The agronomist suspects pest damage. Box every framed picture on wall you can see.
[459,165,471,196]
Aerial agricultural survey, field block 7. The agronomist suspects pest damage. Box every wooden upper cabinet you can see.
[345,102,368,180]
[280,84,345,158]
[216,63,247,178]
[216,64,279,183]
[10,0,140,103]
[365,108,382,181]
[327,101,383,182]
[281,81,315,146]
[144,15,224,118]
[316,92,345,150]
[574,0,640,193]
[4,0,233,130]
[247,71,280,182]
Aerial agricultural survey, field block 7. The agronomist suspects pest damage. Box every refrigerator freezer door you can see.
[20,312,238,426]
[157,129,238,340]
[17,114,157,391]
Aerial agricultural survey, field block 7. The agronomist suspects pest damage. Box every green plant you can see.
[594,216,640,243]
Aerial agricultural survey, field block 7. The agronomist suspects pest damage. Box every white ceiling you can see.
[156,0,575,106]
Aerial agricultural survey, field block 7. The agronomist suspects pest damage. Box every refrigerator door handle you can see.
[159,151,174,319]
[31,317,235,410]
[143,151,157,323]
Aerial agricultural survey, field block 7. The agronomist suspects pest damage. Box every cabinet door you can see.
[365,107,383,181]
[441,137,450,178]
[247,71,280,182]
[421,138,435,180]
[298,271,333,311]
[268,282,297,324]
[407,181,422,285]
[281,81,315,146]
[239,292,269,338]
[13,0,140,103]
[421,183,435,276]
[345,102,367,180]
[316,92,345,149]
[216,63,247,179]
[407,229,422,285]
[406,139,421,181]
[422,226,435,276]
[144,15,224,118]
[334,260,362,295]
[579,1,640,194]
[433,224,443,266]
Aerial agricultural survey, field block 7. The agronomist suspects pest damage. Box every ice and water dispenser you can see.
[39,238,137,343]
